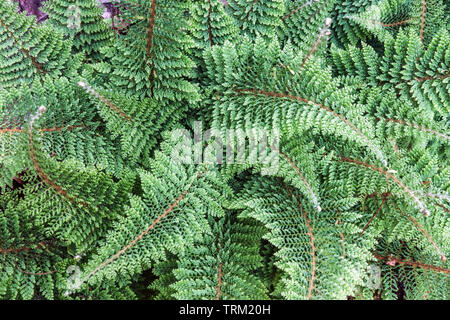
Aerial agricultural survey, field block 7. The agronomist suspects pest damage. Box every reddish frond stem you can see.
[146,0,157,58]
[392,201,446,262]
[282,0,319,21]
[377,117,449,141]
[1,125,87,134]
[367,19,412,27]
[374,253,448,274]
[83,169,208,283]
[292,194,316,299]
[339,156,429,216]
[0,17,46,74]
[360,187,388,236]
[420,0,426,43]
[215,262,223,300]
[234,87,386,165]
[241,0,259,30]
[207,0,215,46]
[336,208,345,258]
[14,256,57,276]
[29,128,89,208]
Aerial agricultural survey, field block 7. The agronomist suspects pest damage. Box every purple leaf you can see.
[14,0,48,22]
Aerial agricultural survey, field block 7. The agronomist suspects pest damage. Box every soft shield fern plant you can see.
[0,0,448,300]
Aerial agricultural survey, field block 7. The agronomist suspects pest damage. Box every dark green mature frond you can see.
[226,0,285,41]
[77,81,179,165]
[92,0,199,104]
[330,0,376,46]
[204,37,389,166]
[0,77,126,177]
[170,212,268,300]
[191,0,239,57]
[281,0,335,49]
[73,135,231,290]
[1,0,448,301]
[234,176,375,299]
[0,183,65,300]
[0,2,82,91]
[331,28,450,119]
[43,0,113,60]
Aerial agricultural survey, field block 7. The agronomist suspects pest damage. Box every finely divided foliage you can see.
[0,0,448,300]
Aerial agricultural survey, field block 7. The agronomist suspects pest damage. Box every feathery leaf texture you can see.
[0,0,448,300]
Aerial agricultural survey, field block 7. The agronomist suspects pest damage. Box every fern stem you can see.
[14,256,57,276]
[215,262,223,300]
[235,88,388,166]
[277,150,322,212]
[366,18,412,28]
[301,206,316,300]
[420,0,426,43]
[82,169,208,285]
[360,188,388,236]
[301,17,332,68]
[282,0,319,21]
[0,240,53,254]
[147,0,157,58]
[374,253,448,274]
[0,16,46,74]
[294,194,316,299]
[1,125,87,134]
[339,156,430,216]
[392,200,446,261]
[78,81,133,122]
[28,107,89,208]
[336,209,346,258]
[377,117,449,141]
[415,74,449,82]
[207,0,215,46]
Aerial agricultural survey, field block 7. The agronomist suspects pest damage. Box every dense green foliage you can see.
[0,0,448,300]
